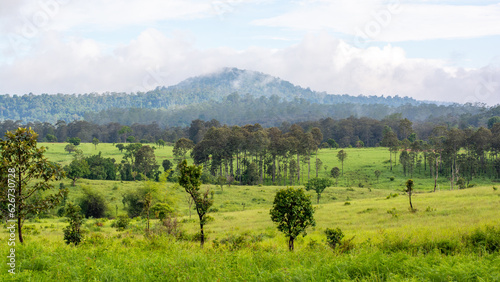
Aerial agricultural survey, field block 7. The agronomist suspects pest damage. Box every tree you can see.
[162,159,173,173]
[116,143,125,152]
[173,138,195,162]
[134,145,160,180]
[337,150,348,176]
[315,158,323,178]
[157,139,166,148]
[126,136,136,143]
[79,187,107,218]
[178,160,213,247]
[330,167,340,185]
[65,143,77,154]
[487,116,500,129]
[64,157,90,186]
[381,127,399,171]
[46,134,57,142]
[327,138,338,149]
[0,127,67,243]
[119,126,132,143]
[405,179,415,211]
[305,177,333,204]
[63,203,84,245]
[92,137,99,149]
[270,187,315,251]
[68,137,81,146]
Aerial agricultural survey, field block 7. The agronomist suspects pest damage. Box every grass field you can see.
[1,143,499,280]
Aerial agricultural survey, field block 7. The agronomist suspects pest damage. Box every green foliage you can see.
[64,143,77,154]
[325,227,345,249]
[305,177,333,204]
[79,187,108,218]
[64,158,90,186]
[456,177,466,189]
[178,159,214,247]
[92,137,99,149]
[112,214,130,231]
[68,137,81,146]
[84,153,117,180]
[151,203,173,220]
[63,203,84,245]
[270,187,315,251]
[0,127,66,243]
[463,226,500,254]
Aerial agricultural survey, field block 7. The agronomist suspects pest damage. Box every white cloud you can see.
[1,30,498,105]
[252,1,500,42]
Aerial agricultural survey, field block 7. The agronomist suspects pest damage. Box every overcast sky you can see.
[1,0,499,105]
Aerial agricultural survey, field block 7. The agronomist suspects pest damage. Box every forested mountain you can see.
[0,67,460,124]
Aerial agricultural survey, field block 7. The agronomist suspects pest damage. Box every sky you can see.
[0,0,499,105]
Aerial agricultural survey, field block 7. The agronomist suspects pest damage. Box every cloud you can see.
[252,1,500,42]
[1,30,498,106]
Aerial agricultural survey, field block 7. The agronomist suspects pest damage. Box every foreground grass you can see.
[2,185,499,280]
[1,236,499,281]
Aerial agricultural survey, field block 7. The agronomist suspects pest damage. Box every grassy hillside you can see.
[2,143,499,280]
[1,183,499,280]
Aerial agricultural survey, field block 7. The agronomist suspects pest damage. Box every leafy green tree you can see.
[65,143,77,154]
[270,187,315,251]
[330,167,340,185]
[173,138,195,161]
[157,139,166,148]
[315,158,323,178]
[405,179,415,211]
[0,127,67,243]
[92,137,99,149]
[119,126,132,143]
[68,137,81,146]
[46,134,57,142]
[64,158,90,186]
[487,116,500,129]
[381,127,399,171]
[327,138,338,149]
[162,159,173,173]
[305,177,333,204]
[337,150,348,176]
[79,187,107,218]
[178,159,213,247]
[126,136,136,143]
[116,143,125,152]
[134,145,160,180]
[63,203,84,245]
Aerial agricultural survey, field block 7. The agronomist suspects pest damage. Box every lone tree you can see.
[63,203,84,245]
[405,179,415,211]
[178,159,213,247]
[330,167,340,185]
[305,177,333,204]
[92,137,99,149]
[270,187,315,251]
[337,150,348,176]
[0,127,67,243]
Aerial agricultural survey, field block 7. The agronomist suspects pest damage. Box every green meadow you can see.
[2,143,500,280]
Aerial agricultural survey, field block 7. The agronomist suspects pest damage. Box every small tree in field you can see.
[270,187,315,251]
[337,150,347,176]
[178,159,213,247]
[0,127,67,243]
[305,177,333,204]
[405,179,415,211]
[63,203,84,245]
[92,137,99,149]
[330,167,340,185]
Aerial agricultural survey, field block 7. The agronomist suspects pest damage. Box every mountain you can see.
[0,67,464,124]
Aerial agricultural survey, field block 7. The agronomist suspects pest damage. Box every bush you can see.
[79,188,108,218]
[112,214,130,231]
[325,227,344,249]
[463,226,500,253]
[389,176,395,181]
[63,203,84,245]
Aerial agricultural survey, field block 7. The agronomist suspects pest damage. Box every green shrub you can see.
[325,227,345,249]
[112,214,130,231]
[79,188,107,218]
[464,226,500,253]
[63,203,84,245]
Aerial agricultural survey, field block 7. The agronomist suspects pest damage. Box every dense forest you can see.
[0,68,480,126]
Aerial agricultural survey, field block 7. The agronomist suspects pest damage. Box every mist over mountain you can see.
[0,67,475,126]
